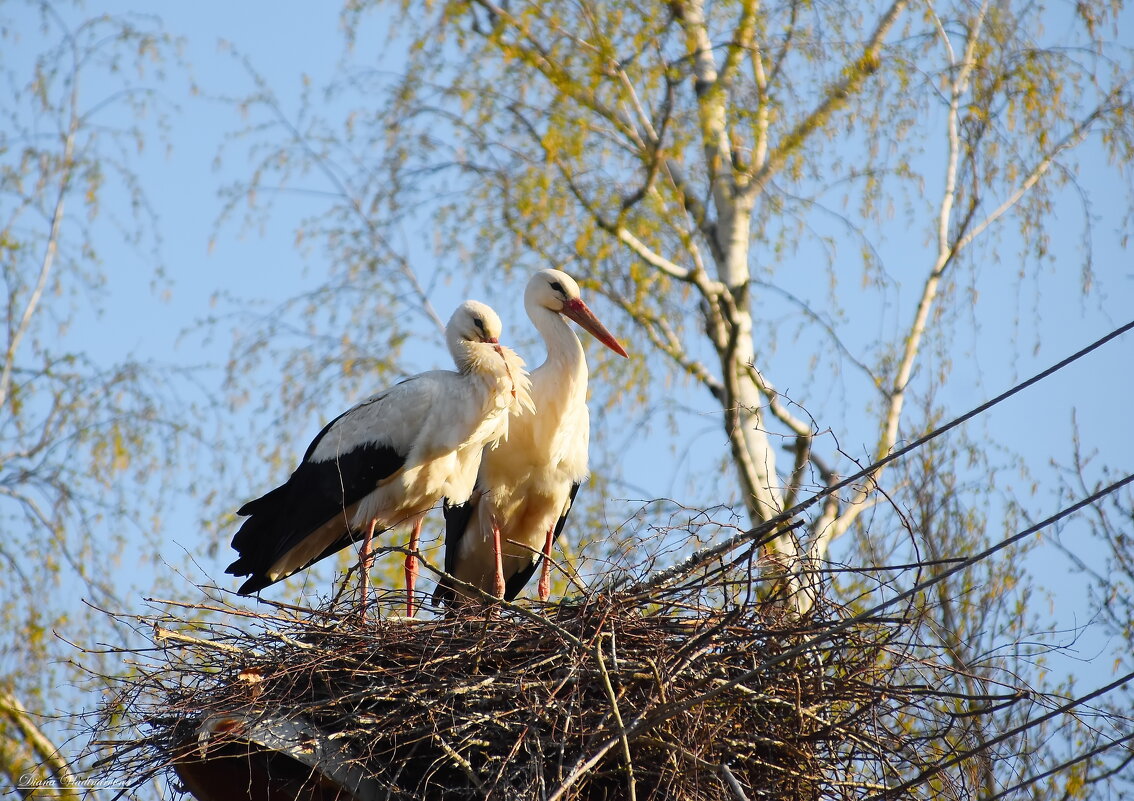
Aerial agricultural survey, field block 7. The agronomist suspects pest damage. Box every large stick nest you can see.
[90,580,975,801]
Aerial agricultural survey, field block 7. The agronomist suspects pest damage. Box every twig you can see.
[434,733,487,793]
[719,763,751,801]
[596,631,637,801]
[152,626,245,655]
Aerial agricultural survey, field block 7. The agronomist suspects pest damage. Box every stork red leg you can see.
[537,526,555,602]
[404,517,423,617]
[359,518,378,619]
[492,517,506,599]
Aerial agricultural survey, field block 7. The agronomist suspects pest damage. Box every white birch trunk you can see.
[681,0,786,531]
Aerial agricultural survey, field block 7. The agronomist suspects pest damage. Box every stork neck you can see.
[450,340,498,382]
[449,340,476,375]
[529,302,586,375]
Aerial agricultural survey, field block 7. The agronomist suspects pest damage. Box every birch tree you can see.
[0,3,184,790]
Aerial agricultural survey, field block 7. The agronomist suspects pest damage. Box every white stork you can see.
[226,300,533,617]
[435,269,627,607]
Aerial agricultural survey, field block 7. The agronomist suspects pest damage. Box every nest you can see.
[91,580,951,801]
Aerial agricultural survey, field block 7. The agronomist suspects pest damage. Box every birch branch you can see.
[813,0,990,559]
[0,69,79,414]
[606,292,725,401]
[956,101,1120,253]
[470,0,642,143]
[0,688,81,798]
[749,0,909,198]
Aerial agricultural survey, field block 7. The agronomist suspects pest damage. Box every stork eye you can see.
[473,318,486,332]
[549,281,565,294]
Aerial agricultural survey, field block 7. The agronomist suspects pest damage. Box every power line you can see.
[649,470,1134,718]
[867,668,1134,800]
[630,317,1134,593]
[843,470,1134,630]
[980,730,1134,801]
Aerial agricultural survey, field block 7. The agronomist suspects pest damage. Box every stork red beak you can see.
[562,298,629,358]
[483,336,506,364]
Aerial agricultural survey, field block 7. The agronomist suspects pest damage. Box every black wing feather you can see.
[226,406,407,594]
[433,497,477,607]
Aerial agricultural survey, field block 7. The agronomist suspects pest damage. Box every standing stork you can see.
[435,270,627,607]
[226,301,532,617]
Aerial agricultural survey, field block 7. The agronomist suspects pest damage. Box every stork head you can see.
[448,300,502,344]
[447,298,514,361]
[447,300,502,360]
[446,300,534,413]
[526,269,628,357]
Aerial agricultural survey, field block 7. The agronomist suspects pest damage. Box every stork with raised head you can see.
[435,270,627,608]
[226,300,533,617]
